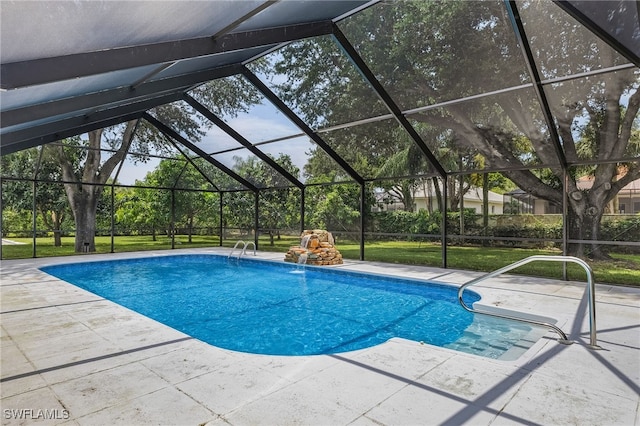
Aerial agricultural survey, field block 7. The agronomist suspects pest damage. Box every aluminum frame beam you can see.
[505,1,569,170]
[332,25,448,178]
[242,67,365,185]
[2,64,243,129]
[166,138,222,192]
[1,93,184,154]
[1,21,334,90]
[183,94,304,190]
[142,112,258,192]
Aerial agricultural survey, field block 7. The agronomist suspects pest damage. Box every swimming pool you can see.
[41,254,545,359]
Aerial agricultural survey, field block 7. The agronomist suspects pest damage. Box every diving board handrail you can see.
[457,255,598,348]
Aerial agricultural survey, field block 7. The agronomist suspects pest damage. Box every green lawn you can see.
[257,236,640,286]
[0,235,220,259]
[2,234,638,286]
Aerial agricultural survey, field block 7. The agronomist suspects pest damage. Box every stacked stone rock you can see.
[284,229,343,265]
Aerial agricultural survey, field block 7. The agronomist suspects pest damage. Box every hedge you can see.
[369,211,639,251]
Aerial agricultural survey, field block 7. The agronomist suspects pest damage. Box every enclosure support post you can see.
[459,170,464,245]
[32,180,37,258]
[0,179,3,260]
[482,173,489,246]
[300,186,305,235]
[170,189,175,250]
[360,183,365,261]
[562,169,569,280]
[31,147,46,258]
[442,176,448,269]
[219,192,223,247]
[110,185,115,253]
[254,191,259,250]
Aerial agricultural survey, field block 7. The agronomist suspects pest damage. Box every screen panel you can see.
[247,35,389,131]
[318,118,430,179]
[407,86,560,172]
[563,0,640,59]
[337,0,532,112]
[519,0,632,81]
[543,67,640,162]
[212,149,294,189]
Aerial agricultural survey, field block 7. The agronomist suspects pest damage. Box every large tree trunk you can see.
[586,211,608,259]
[53,230,62,247]
[402,186,415,212]
[67,186,100,252]
[566,202,607,260]
[447,178,460,212]
[54,121,138,253]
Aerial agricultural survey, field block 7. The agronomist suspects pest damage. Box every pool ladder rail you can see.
[457,255,600,349]
[228,240,256,259]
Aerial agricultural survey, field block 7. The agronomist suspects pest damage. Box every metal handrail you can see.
[458,255,599,348]
[229,240,257,258]
[242,241,256,256]
[228,240,246,258]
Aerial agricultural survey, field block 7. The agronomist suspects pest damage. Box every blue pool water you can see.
[41,255,542,358]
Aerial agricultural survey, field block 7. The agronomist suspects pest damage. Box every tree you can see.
[49,76,263,253]
[271,1,639,258]
[223,191,255,237]
[119,185,173,240]
[1,145,71,246]
[141,159,216,242]
[305,180,363,234]
[375,131,427,212]
[113,187,144,236]
[232,154,301,245]
[52,124,141,252]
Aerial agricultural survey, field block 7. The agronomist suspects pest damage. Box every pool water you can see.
[41,255,544,358]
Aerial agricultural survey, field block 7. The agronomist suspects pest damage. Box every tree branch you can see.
[98,120,139,185]
[608,163,640,202]
[555,112,577,160]
[617,85,640,157]
[51,145,77,185]
[502,168,563,205]
[82,129,103,183]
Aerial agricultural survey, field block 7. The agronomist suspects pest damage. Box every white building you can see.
[375,186,504,214]
[505,176,640,215]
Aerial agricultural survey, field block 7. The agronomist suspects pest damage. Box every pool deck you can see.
[1,248,639,425]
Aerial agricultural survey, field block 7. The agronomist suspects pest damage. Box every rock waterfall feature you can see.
[284,230,343,265]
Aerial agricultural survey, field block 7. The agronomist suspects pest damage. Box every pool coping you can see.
[2,248,639,425]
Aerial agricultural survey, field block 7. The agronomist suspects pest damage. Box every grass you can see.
[254,236,640,286]
[2,234,638,286]
[0,235,220,259]
[334,240,640,286]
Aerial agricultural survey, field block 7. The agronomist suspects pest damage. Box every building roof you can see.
[412,187,504,203]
